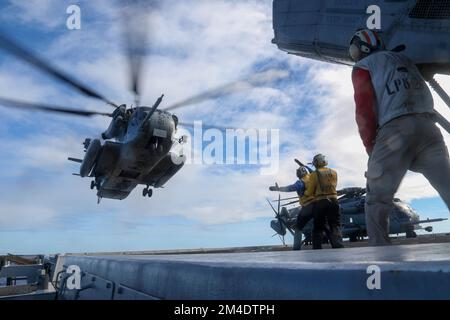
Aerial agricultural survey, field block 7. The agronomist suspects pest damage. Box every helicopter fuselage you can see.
[271,190,444,246]
[273,0,450,76]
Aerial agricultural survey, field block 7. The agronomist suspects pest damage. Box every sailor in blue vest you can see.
[350,28,450,246]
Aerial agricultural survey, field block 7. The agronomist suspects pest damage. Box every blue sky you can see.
[0,0,449,254]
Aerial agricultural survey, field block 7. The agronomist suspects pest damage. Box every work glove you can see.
[269,183,280,191]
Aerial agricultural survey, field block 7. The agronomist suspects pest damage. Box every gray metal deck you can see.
[58,243,450,300]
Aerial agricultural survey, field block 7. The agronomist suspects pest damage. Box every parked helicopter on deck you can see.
[269,187,447,250]
[272,0,450,131]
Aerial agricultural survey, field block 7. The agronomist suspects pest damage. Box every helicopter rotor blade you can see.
[266,197,295,237]
[121,0,152,106]
[336,187,367,196]
[279,234,286,246]
[0,97,112,117]
[266,198,279,217]
[276,193,293,237]
[0,32,118,108]
[277,193,281,218]
[285,225,295,237]
[162,69,290,112]
[280,200,300,206]
[140,94,164,130]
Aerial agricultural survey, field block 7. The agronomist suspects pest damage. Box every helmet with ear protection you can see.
[349,29,385,61]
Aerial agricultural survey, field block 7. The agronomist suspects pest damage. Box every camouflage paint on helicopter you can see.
[76,97,185,202]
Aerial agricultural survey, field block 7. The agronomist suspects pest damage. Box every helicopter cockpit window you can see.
[130,110,146,126]
[138,111,147,121]
[409,0,450,19]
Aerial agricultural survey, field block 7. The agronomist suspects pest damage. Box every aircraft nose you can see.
[152,128,168,139]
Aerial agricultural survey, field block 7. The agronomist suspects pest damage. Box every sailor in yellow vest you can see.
[269,165,315,250]
[304,154,344,250]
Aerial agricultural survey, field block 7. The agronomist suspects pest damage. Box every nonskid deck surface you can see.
[61,242,450,300]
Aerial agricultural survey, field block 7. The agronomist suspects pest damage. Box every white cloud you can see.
[3,0,67,29]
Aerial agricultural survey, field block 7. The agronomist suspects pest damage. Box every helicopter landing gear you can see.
[178,135,189,144]
[143,186,153,198]
[90,180,100,190]
[83,138,91,151]
[406,230,417,238]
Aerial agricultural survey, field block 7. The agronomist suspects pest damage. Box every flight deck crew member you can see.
[304,154,344,250]
[269,165,315,250]
[350,28,450,246]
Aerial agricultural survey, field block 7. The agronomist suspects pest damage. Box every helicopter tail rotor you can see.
[162,69,290,112]
[0,97,112,117]
[121,0,153,107]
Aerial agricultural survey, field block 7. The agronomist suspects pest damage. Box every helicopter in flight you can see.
[0,3,286,203]
[268,187,448,250]
[272,0,450,130]
[270,0,450,246]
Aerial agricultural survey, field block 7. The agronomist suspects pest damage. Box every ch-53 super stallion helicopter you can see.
[0,2,286,203]
[270,0,450,247]
[269,187,447,250]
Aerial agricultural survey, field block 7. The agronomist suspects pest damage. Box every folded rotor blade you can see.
[266,197,294,236]
[178,122,242,131]
[271,196,298,203]
[0,32,118,108]
[0,97,112,117]
[412,218,448,225]
[294,159,306,167]
[163,69,290,112]
[266,198,279,217]
[285,226,295,237]
[277,194,281,217]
